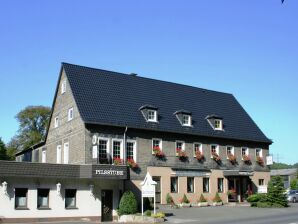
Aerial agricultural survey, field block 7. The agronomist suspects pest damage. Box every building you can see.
[1,63,272,222]
[271,168,298,189]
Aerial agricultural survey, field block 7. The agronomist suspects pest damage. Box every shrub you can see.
[144,210,151,217]
[247,193,266,203]
[198,194,207,203]
[117,191,138,216]
[151,212,165,219]
[166,193,174,204]
[290,178,298,190]
[256,202,272,208]
[180,194,190,203]
[267,176,288,207]
[213,192,222,203]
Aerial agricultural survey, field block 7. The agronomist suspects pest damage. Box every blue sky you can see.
[0,0,297,164]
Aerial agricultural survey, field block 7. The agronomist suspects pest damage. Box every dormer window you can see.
[139,105,158,122]
[206,114,223,131]
[148,109,157,122]
[174,110,192,127]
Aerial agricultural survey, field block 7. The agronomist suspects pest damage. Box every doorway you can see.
[152,176,161,203]
[101,190,113,222]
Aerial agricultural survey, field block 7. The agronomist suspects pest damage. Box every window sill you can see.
[37,207,51,210]
[65,207,78,210]
[15,207,29,210]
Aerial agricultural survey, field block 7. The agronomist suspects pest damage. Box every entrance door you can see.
[101,190,113,222]
[152,176,161,203]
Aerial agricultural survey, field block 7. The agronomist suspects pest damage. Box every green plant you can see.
[151,212,165,219]
[266,176,288,207]
[290,178,298,190]
[166,193,174,204]
[117,191,138,216]
[247,193,267,203]
[213,192,222,203]
[179,194,190,203]
[144,210,151,217]
[198,194,207,203]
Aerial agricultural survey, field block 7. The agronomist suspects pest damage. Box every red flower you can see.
[153,146,165,158]
[195,150,204,161]
[113,157,123,165]
[242,155,251,162]
[211,151,221,162]
[127,159,138,169]
[256,156,264,166]
[227,153,236,164]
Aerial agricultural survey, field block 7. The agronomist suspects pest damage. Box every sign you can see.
[258,185,268,194]
[140,172,157,216]
[91,165,127,179]
[239,171,254,176]
[266,155,273,165]
[95,169,124,176]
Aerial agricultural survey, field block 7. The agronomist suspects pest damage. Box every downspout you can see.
[123,126,128,192]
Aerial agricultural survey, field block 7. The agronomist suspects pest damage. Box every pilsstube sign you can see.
[94,169,124,176]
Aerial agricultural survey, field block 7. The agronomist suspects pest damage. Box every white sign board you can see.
[258,185,268,194]
[140,172,157,216]
[266,155,273,165]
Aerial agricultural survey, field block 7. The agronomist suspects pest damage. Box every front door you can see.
[152,176,161,203]
[101,190,113,222]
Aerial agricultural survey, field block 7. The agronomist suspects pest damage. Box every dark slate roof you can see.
[62,63,272,144]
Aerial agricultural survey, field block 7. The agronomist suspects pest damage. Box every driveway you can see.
[161,203,298,224]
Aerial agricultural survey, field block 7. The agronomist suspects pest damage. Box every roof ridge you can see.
[61,62,233,96]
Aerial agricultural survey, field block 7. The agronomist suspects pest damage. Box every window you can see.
[15,188,28,209]
[187,177,194,193]
[214,119,222,130]
[68,107,74,121]
[259,179,264,186]
[152,139,162,153]
[42,149,46,163]
[54,116,59,128]
[56,145,62,164]
[63,142,69,164]
[65,189,76,209]
[182,114,191,126]
[217,178,224,193]
[37,189,50,209]
[170,177,178,193]
[241,147,249,156]
[211,144,219,155]
[176,141,185,151]
[147,109,157,122]
[203,177,209,193]
[98,139,108,162]
[126,140,136,161]
[112,140,122,159]
[193,143,202,157]
[256,148,262,157]
[61,79,66,94]
[226,146,234,156]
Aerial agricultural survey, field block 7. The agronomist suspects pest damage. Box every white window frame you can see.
[112,139,123,159]
[176,141,185,152]
[54,116,59,128]
[203,177,210,193]
[187,177,195,193]
[97,137,110,158]
[42,149,46,163]
[255,148,263,158]
[152,138,162,154]
[214,119,223,130]
[126,140,137,162]
[210,144,219,157]
[182,114,191,126]
[147,109,157,122]
[226,146,234,158]
[56,145,62,164]
[193,143,203,157]
[63,142,69,164]
[61,79,66,94]
[68,107,74,121]
[241,147,249,157]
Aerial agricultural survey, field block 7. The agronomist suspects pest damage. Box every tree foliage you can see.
[290,178,298,190]
[0,138,8,160]
[266,176,288,207]
[270,162,293,170]
[117,191,138,216]
[8,106,51,153]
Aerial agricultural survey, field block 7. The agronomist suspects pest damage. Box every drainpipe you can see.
[123,126,128,164]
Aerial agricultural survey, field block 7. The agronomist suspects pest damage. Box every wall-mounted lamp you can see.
[56,182,61,196]
[2,181,8,195]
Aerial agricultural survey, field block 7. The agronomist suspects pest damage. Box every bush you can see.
[144,210,151,217]
[180,194,190,203]
[166,193,174,204]
[256,202,273,208]
[267,176,288,207]
[247,193,266,203]
[290,178,298,190]
[213,192,222,203]
[198,194,207,203]
[117,191,138,216]
[151,212,165,219]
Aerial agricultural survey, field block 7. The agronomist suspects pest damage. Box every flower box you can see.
[212,202,223,206]
[227,153,237,164]
[152,146,165,159]
[256,156,264,166]
[113,157,123,165]
[198,202,209,207]
[179,203,191,208]
[242,155,251,164]
[176,148,188,161]
[195,150,204,161]
[127,159,138,170]
[211,151,221,162]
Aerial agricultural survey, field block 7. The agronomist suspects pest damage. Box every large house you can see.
[0,63,272,222]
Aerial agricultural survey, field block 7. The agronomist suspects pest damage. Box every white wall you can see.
[0,178,122,219]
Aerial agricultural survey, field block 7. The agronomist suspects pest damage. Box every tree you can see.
[270,162,292,170]
[0,137,8,160]
[290,178,298,190]
[117,191,138,216]
[9,106,51,152]
[266,176,288,207]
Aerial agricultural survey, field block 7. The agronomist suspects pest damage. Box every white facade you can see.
[0,177,122,219]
